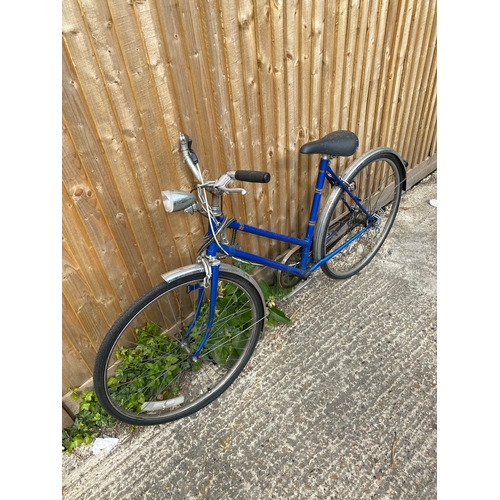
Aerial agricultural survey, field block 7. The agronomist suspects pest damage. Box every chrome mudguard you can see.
[161,263,267,317]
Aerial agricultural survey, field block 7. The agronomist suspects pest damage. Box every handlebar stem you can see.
[179,133,203,184]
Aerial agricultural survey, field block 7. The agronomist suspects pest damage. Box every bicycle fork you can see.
[181,256,221,362]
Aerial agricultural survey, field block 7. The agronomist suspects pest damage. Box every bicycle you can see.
[93,130,407,426]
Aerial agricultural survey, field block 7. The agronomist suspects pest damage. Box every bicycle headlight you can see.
[161,190,197,213]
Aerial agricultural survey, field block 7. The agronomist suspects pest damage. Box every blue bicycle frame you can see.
[207,156,373,277]
[188,156,374,358]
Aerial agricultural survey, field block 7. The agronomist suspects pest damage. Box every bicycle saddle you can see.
[300,130,359,157]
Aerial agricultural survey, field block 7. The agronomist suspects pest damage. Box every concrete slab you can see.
[62,172,437,499]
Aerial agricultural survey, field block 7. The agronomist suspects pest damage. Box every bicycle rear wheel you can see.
[314,151,403,279]
[93,268,265,426]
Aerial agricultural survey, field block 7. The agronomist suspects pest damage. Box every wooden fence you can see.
[62,0,437,425]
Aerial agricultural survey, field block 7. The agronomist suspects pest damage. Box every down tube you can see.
[220,244,306,278]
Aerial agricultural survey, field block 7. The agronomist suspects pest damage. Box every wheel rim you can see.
[100,274,261,423]
[322,158,401,278]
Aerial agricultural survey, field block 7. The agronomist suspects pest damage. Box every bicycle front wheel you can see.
[93,268,265,426]
[314,151,403,279]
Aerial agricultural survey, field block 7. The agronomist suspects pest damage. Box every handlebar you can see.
[231,170,270,183]
[164,133,272,215]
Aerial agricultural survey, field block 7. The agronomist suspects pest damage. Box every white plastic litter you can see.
[92,437,119,455]
[429,199,437,207]
[141,395,185,412]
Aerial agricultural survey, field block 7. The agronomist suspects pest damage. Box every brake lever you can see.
[219,187,247,195]
[212,173,247,195]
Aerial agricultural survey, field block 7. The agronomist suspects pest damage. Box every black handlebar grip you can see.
[234,170,271,183]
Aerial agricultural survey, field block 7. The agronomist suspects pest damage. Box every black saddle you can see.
[300,130,359,157]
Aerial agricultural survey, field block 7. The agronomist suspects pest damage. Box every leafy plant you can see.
[107,322,187,414]
[63,264,292,453]
[62,389,116,453]
[232,259,292,328]
[191,280,254,367]
[259,278,292,328]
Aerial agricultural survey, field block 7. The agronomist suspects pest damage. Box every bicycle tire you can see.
[94,267,265,425]
[313,150,403,279]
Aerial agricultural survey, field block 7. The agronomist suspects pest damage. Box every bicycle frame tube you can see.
[183,284,205,340]
[301,156,330,267]
[308,224,371,273]
[227,221,309,249]
[325,164,374,220]
[219,243,306,277]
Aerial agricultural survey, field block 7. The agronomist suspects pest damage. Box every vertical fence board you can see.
[411,5,437,166]
[239,0,272,258]
[254,0,282,256]
[401,2,435,163]
[286,1,303,238]
[297,0,313,221]
[372,0,398,150]
[62,325,93,398]
[319,0,336,136]
[331,0,350,175]
[393,0,424,160]
[356,0,379,152]
[62,0,437,417]
[269,0,289,251]
[415,49,437,164]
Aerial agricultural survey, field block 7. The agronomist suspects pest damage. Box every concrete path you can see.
[62,172,437,500]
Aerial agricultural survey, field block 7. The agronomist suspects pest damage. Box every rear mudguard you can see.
[313,147,407,263]
[342,147,407,192]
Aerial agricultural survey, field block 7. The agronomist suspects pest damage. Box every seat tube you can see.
[301,156,330,268]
